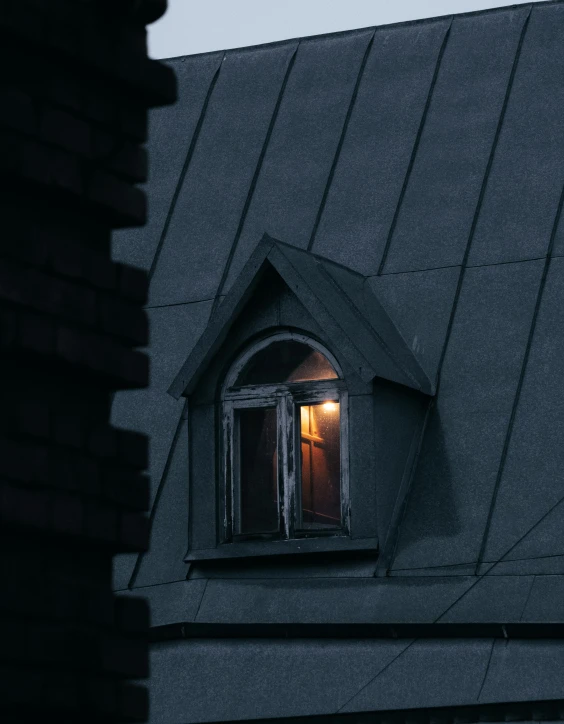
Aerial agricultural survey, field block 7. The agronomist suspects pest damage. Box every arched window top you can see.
[225,332,342,390]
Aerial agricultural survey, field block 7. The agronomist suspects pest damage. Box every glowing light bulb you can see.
[322,401,337,412]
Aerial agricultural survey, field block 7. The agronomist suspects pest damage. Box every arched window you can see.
[222,332,349,542]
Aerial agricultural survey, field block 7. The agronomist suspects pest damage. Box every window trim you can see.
[220,333,350,545]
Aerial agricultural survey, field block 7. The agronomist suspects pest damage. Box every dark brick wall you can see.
[0,1,176,720]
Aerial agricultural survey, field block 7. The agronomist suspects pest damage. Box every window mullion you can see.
[278,392,295,540]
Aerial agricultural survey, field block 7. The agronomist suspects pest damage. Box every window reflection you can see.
[236,407,278,535]
[299,402,341,529]
[236,341,338,386]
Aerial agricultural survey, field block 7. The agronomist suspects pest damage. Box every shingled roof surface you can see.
[112,2,564,721]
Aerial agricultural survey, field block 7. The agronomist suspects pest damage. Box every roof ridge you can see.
[160,1,562,62]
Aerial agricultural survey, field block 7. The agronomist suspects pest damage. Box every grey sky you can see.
[149,0,540,59]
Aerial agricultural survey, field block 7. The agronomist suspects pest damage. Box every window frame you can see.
[221,332,350,545]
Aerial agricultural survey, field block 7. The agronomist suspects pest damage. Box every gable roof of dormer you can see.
[168,234,434,399]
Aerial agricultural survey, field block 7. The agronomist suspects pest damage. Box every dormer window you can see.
[221,332,349,542]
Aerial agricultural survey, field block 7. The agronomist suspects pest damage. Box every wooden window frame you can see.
[221,333,350,545]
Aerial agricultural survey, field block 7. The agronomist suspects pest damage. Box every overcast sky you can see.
[148,0,541,59]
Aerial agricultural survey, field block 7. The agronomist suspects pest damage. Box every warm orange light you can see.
[322,401,338,412]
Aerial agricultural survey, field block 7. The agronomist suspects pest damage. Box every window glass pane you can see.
[299,402,341,529]
[236,407,279,535]
[235,341,338,386]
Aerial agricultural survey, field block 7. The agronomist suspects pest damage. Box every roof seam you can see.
[476,174,564,572]
[211,44,300,316]
[377,16,453,275]
[148,53,225,284]
[307,30,376,252]
[519,576,537,621]
[434,491,564,621]
[128,401,188,589]
[476,639,497,701]
[433,5,532,400]
[335,639,417,713]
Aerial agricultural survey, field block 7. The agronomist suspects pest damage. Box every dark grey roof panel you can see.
[111,301,212,509]
[439,575,533,622]
[111,53,223,270]
[194,578,475,625]
[120,580,207,628]
[553,212,564,256]
[383,7,528,273]
[479,639,564,703]
[391,261,543,571]
[149,637,412,723]
[368,267,459,386]
[310,20,450,273]
[480,258,564,562]
[222,29,374,293]
[132,417,190,588]
[339,638,492,713]
[521,575,564,621]
[148,43,296,307]
[468,3,564,266]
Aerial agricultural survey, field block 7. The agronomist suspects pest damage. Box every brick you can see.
[103,469,149,511]
[52,491,83,536]
[85,588,115,627]
[1,482,50,529]
[85,676,119,717]
[88,424,117,458]
[85,499,118,544]
[118,511,150,551]
[19,309,56,355]
[119,683,149,721]
[114,595,150,634]
[73,455,100,495]
[116,429,149,469]
[99,635,148,678]
[85,252,117,291]
[0,438,49,484]
[40,107,91,155]
[0,309,18,348]
[22,139,83,194]
[0,88,37,135]
[118,100,148,142]
[49,448,78,491]
[97,293,149,345]
[14,399,50,438]
[87,168,146,226]
[47,581,80,621]
[53,410,85,448]
[116,262,149,304]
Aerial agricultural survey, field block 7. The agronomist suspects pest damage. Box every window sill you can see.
[185,535,378,562]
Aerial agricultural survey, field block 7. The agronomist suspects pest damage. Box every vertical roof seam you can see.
[475,176,564,574]
[148,53,226,284]
[376,17,453,276]
[431,5,533,400]
[211,43,301,317]
[519,575,537,621]
[307,30,376,253]
[476,639,498,701]
[128,400,189,589]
